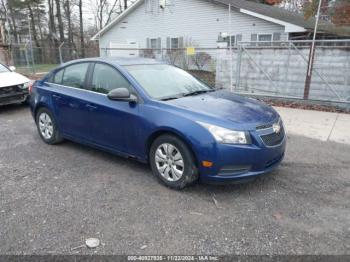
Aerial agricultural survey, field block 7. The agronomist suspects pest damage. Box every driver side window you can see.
[91,63,131,94]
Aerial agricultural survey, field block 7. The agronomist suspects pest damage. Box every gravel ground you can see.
[0,104,349,255]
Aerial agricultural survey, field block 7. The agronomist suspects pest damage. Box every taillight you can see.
[28,81,34,95]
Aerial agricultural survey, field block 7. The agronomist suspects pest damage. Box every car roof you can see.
[61,57,164,67]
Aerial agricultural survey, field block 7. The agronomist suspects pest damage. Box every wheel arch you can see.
[146,128,199,167]
[33,103,50,122]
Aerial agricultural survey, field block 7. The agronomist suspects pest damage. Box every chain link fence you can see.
[8,43,99,76]
[3,40,350,105]
[100,40,350,104]
[226,40,350,104]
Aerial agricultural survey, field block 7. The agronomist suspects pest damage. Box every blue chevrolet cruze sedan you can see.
[29,57,286,189]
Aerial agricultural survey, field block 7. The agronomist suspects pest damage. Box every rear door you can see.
[48,62,92,140]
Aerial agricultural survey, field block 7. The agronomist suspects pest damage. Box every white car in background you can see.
[0,63,31,106]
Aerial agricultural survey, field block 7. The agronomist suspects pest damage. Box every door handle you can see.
[52,94,61,99]
[86,103,97,110]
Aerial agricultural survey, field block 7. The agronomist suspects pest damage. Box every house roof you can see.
[91,0,350,40]
[214,0,350,36]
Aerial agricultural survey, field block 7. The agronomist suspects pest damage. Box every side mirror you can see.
[107,87,138,103]
[9,66,16,71]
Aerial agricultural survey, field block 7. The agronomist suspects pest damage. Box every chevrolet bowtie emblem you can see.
[273,123,281,134]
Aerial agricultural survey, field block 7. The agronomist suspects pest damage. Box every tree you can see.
[91,0,131,30]
[55,0,64,43]
[63,0,73,51]
[329,0,350,26]
[6,0,20,43]
[78,0,84,56]
[11,0,45,47]
[303,0,350,26]
[47,0,56,42]
[264,0,282,4]
[247,0,282,4]
[2,0,133,64]
[0,1,7,44]
[303,0,330,20]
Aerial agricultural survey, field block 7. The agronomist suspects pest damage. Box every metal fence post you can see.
[24,43,30,73]
[228,4,233,92]
[235,45,242,90]
[27,16,35,75]
[59,42,64,64]
[284,42,291,93]
[346,51,350,101]
[303,0,323,100]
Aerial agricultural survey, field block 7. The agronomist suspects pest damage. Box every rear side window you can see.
[62,63,89,89]
[91,63,131,94]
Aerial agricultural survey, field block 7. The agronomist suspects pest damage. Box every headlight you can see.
[197,121,251,144]
[19,82,31,89]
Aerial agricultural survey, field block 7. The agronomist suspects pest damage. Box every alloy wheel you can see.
[38,112,54,140]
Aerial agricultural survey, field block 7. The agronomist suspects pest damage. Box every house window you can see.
[258,34,272,42]
[150,38,158,49]
[166,37,183,50]
[257,34,272,47]
[171,38,179,49]
[226,35,235,46]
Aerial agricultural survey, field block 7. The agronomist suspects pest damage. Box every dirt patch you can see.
[260,99,350,114]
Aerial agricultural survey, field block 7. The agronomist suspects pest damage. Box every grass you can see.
[34,64,59,73]
[16,63,59,77]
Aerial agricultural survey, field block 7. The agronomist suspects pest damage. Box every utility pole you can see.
[303,0,322,100]
[26,13,35,74]
[229,4,233,92]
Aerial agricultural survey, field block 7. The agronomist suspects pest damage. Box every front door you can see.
[84,62,140,154]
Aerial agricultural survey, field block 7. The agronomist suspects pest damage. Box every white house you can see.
[91,0,343,53]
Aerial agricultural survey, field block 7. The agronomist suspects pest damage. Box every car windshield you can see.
[0,64,10,73]
[124,64,212,100]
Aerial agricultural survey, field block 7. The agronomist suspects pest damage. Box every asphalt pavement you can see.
[0,104,349,255]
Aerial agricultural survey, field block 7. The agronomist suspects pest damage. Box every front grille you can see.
[260,125,285,146]
[218,165,251,176]
[0,85,19,96]
[256,123,273,130]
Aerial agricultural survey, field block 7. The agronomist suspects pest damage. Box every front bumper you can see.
[0,88,29,106]
[197,130,286,184]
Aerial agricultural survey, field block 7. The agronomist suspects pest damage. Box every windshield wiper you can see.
[183,89,214,97]
[160,89,215,101]
[160,95,183,101]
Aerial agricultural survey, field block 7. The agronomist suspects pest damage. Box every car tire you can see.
[35,107,63,144]
[150,134,199,189]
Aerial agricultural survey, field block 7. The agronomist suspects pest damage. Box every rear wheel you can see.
[150,134,198,189]
[36,107,63,144]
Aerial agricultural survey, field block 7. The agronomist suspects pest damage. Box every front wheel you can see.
[36,107,63,144]
[149,134,198,189]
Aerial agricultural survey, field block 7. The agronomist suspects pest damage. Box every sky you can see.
[81,0,135,29]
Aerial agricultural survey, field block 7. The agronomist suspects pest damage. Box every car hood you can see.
[0,72,30,88]
[165,90,278,129]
